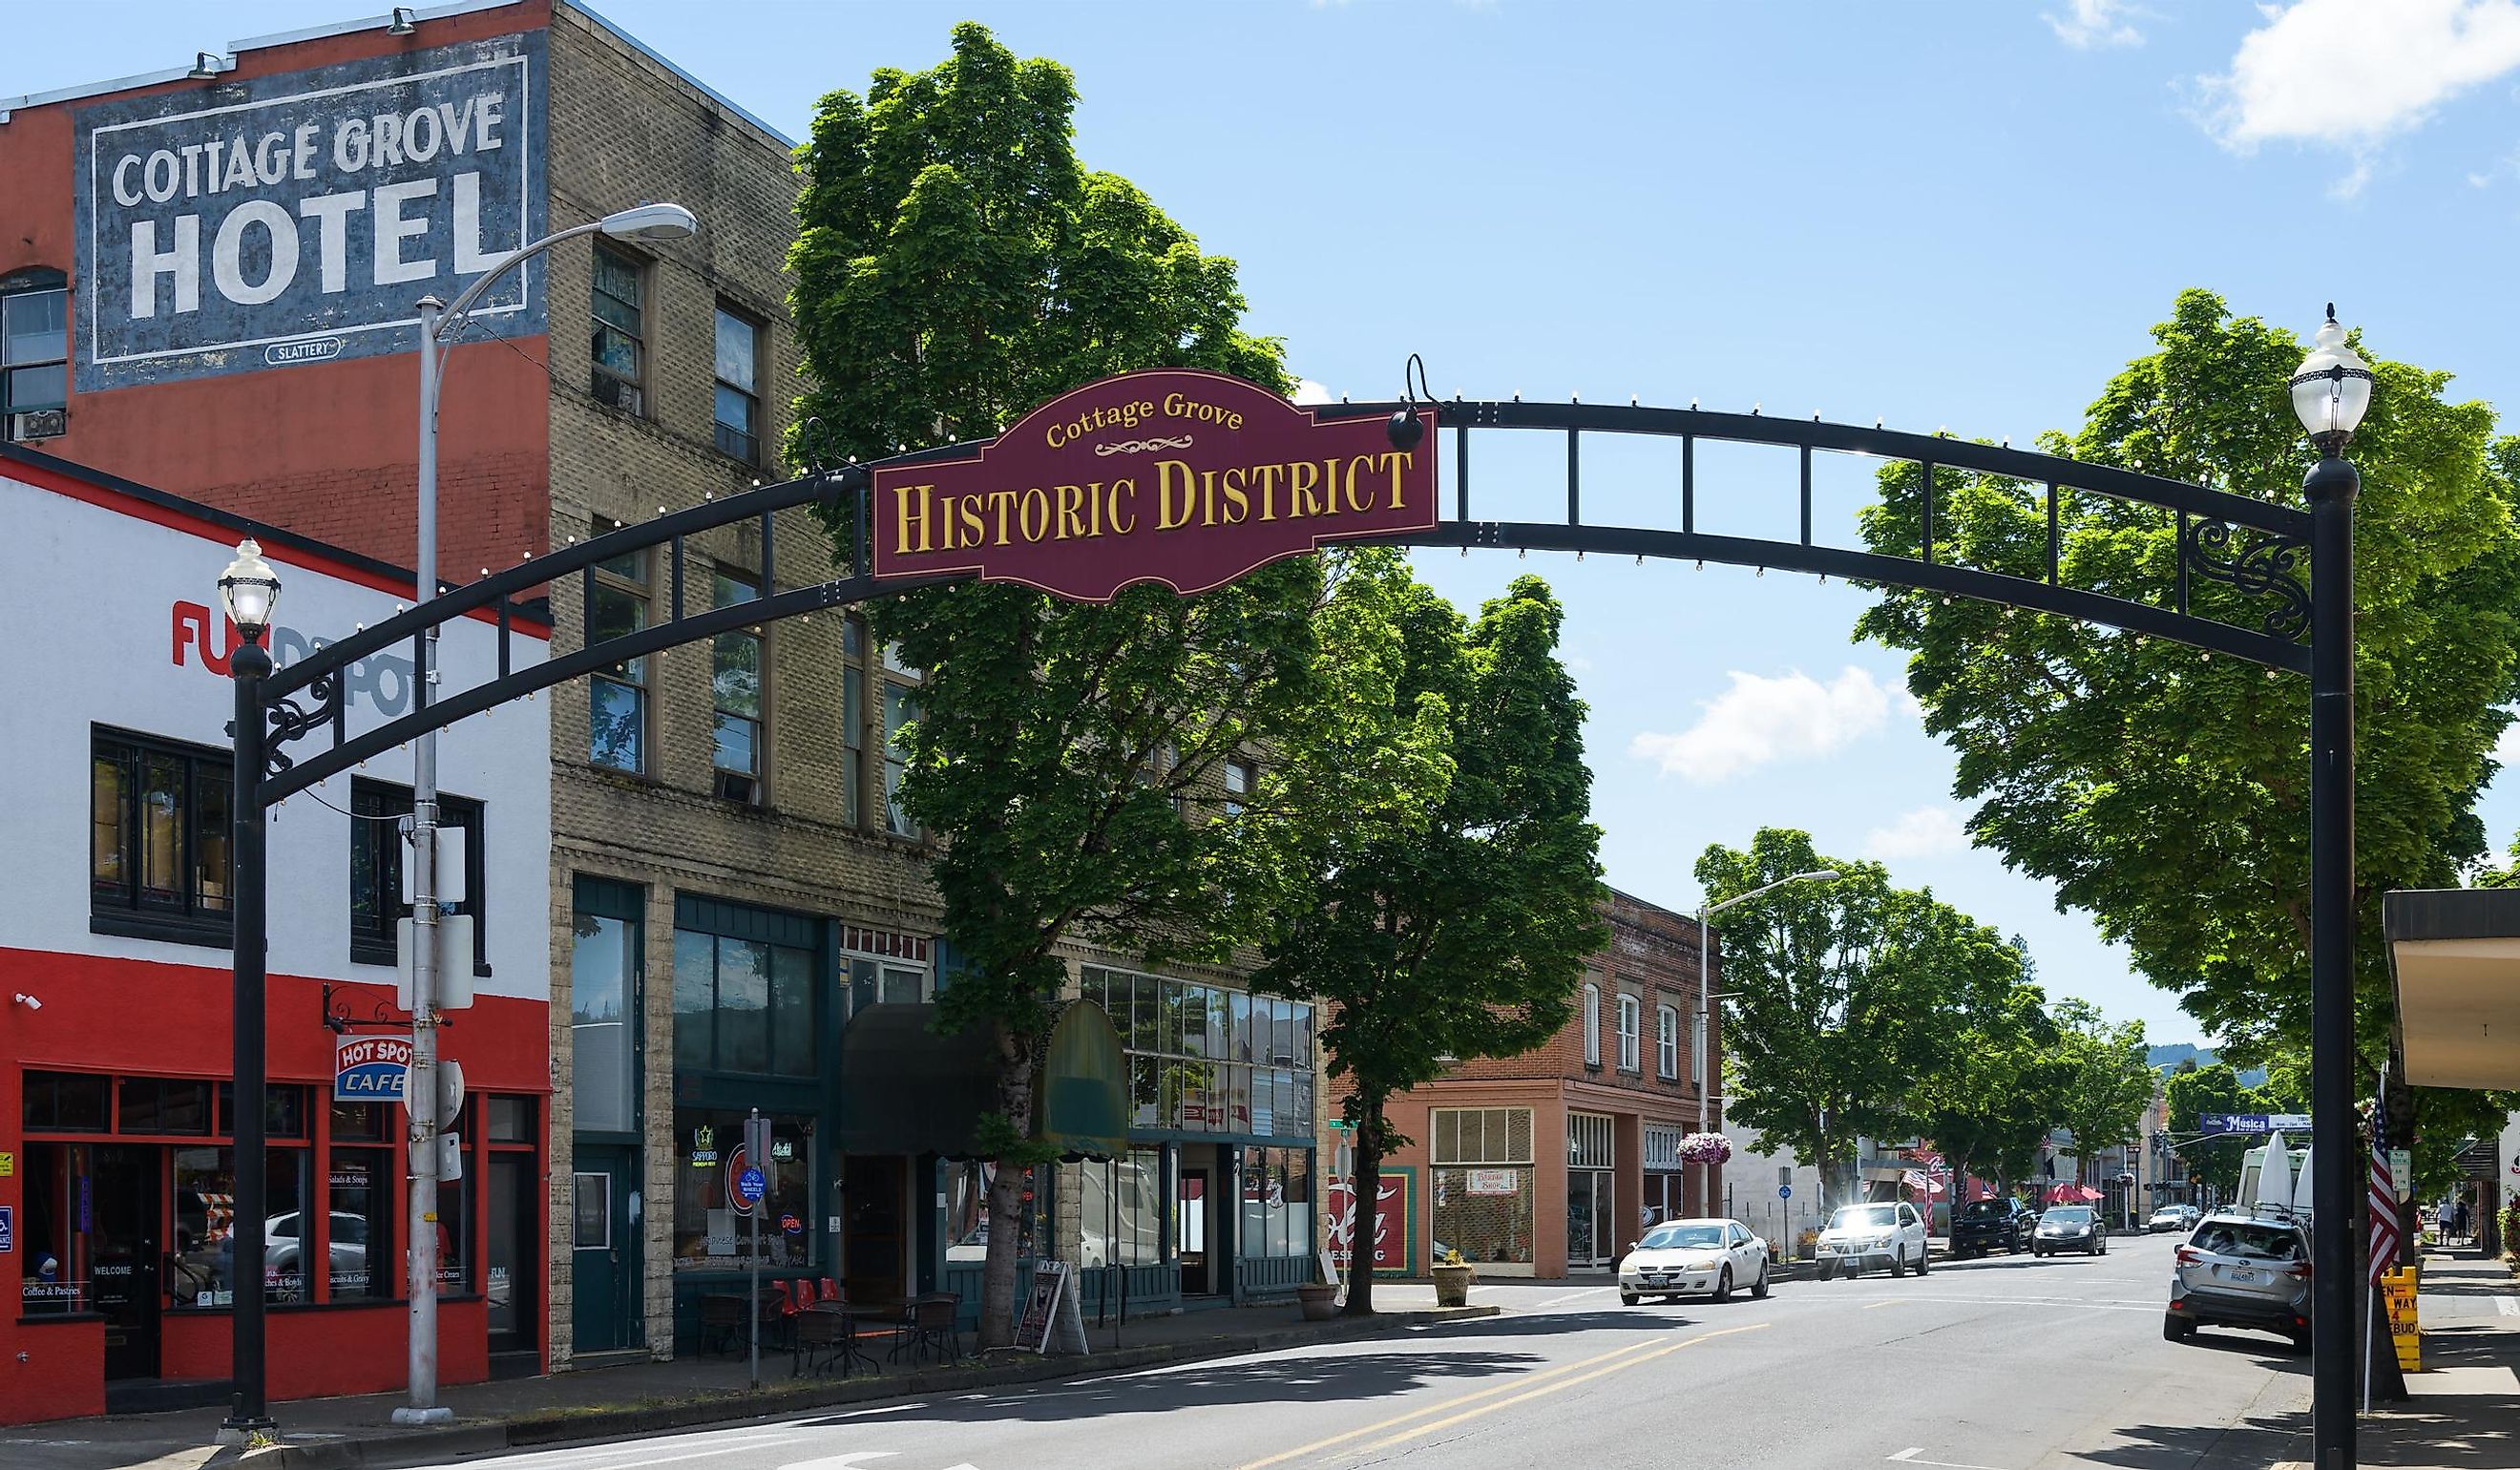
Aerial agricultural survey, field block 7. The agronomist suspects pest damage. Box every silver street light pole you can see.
[394,202,697,1425]
[1696,869,1838,1212]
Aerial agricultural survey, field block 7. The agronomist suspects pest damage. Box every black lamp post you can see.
[2293,306,2372,1470]
[216,539,280,1438]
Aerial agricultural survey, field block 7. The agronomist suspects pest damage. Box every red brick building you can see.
[1333,890,1722,1278]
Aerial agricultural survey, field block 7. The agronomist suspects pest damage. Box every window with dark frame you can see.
[91,727,233,940]
[712,305,762,464]
[670,928,816,1077]
[347,777,489,975]
[590,245,645,414]
[588,532,650,773]
[841,618,866,828]
[711,568,764,803]
[1225,757,1256,818]
[881,642,919,838]
[2,275,68,430]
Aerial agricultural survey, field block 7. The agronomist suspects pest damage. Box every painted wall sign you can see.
[74,32,547,389]
[334,1034,412,1102]
[872,369,1437,602]
[1325,1166,1415,1276]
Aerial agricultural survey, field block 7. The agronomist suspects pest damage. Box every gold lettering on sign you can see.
[890,451,1416,556]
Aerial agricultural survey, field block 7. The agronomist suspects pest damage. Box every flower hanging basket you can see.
[1677,1132,1733,1166]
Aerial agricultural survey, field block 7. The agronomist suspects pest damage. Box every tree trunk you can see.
[976,1031,1038,1351]
[1342,1102,1386,1317]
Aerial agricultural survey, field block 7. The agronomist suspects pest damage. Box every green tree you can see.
[788,23,1354,1345]
[2048,999,2155,1203]
[2165,1061,2253,1198]
[1853,290,2520,1068]
[1913,972,2070,1198]
[1696,830,2020,1208]
[1250,568,1606,1313]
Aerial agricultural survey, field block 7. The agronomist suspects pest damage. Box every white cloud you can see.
[2200,0,2520,158]
[2494,717,2520,770]
[1629,666,1905,783]
[1292,379,1334,405]
[1863,807,1972,861]
[2048,0,2142,49]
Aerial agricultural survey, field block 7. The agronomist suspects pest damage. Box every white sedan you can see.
[2148,1205,2202,1233]
[1619,1217,1770,1304]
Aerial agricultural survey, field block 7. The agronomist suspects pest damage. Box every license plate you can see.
[2231,1269,2261,1283]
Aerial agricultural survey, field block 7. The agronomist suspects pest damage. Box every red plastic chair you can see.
[819,1277,842,1303]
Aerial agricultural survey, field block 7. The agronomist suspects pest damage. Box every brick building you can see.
[0,0,1326,1411]
[1333,889,1723,1279]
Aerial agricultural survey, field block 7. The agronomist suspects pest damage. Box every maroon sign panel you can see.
[872,369,1438,601]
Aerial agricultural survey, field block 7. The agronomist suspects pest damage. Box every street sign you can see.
[1778,1184,1792,1200]
[394,913,475,1011]
[736,1167,766,1206]
[2200,1112,2312,1136]
[333,1035,410,1103]
[0,1205,13,1253]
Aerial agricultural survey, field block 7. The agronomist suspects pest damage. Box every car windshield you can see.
[2193,1222,2304,1262]
[1960,1200,2009,1219]
[1640,1223,1727,1250]
[1830,1205,1897,1230]
[2045,1208,2092,1224]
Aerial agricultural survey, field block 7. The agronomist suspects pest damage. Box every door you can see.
[1178,1168,1212,1295]
[487,1151,537,1355]
[570,1144,636,1354]
[92,1144,160,1381]
[1567,1171,1615,1269]
[842,1155,907,1306]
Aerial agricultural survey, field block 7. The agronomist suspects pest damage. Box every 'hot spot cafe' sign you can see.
[873,370,1437,602]
[334,1035,412,1103]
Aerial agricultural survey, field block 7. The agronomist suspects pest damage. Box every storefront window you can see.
[571,909,640,1135]
[327,1147,391,1298]
[670,1109,811,1272]
[1081,1150,1163,1267]
[1430,1107,1536,1267]
[946,1161,991,1264]
[1239,1147,1314,1258]
[171,1146,309,1307]
[22,1071,111,1132]
[674,929,815,1076]
[17,1143,87,1314]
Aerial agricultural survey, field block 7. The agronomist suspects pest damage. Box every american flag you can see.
[2367,1092,2400,1291]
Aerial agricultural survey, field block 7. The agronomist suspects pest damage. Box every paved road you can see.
[408,1232,2313,1470]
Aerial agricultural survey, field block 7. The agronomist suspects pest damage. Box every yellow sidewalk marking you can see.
[1227,1334,1676,1470]
[1339,1323,1772,1457]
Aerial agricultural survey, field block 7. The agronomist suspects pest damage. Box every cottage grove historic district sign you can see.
[872,368,1438,601]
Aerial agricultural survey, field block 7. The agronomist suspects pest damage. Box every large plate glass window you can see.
[670,1108,812,1272]
[1430,1107,1535,1266]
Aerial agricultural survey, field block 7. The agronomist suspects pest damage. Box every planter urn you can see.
[1432,1263,1475,1307]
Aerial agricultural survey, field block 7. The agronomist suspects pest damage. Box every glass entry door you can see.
[92,1144,160,1380]
[1565,1170,1614,1270]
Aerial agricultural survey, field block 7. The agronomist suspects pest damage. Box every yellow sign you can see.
[2384,1267,2421,1372]
[0,1150,11,1177]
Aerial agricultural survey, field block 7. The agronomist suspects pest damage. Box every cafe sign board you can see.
[872,369,1437,602]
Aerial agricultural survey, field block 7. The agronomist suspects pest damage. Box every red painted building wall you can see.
[0,0,555,586]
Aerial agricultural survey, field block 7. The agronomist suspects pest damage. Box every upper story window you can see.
[590,246,645,415]
[1616,994,1641,1072]
[588,535,651,774]
[1224,757,1256,818]
[1581,982,1601,1067]
[672,928,815,1077]
[348,779,489,976]
[712,305,762,464]
[881,644,921,840]
[711,567,764,804]
[91,727,230,943]
[1657,1004,1680,1080]
[840,618,866,828]
[3,275,68,433]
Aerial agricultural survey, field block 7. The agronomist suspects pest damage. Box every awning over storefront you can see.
[2384,888,2520,1090]
[835,1000,1129,1160]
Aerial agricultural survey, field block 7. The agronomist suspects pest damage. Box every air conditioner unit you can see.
[713,770,757,805]
[8,409,66,441]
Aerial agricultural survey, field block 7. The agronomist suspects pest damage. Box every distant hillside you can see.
[2149,1043,2267,1089]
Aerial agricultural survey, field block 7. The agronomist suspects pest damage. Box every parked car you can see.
[1619,1217,1770,1304]
[1950,1197,2038,1258]
[1815,1201,1930,1279]
[2147,1204,2202,1233]
[2163,1213,2313,1353]
[2033,1205,2107,1256]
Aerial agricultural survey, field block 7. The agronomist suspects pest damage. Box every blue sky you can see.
[15,0,2520,1047]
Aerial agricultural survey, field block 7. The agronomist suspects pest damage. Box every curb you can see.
[240,1307,1498,1470]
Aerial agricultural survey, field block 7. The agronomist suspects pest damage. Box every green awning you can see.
[1037,998,1129,1160]
[835,1000,1129,1161]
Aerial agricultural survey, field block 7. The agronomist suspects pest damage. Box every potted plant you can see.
[1296,1274,1342,1321]
[1432,1247,1475,1307]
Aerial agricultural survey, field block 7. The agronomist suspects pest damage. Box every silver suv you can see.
[2162,1212,2312,1353]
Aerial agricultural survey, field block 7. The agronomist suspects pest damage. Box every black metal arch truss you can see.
[1312,397,2315,675]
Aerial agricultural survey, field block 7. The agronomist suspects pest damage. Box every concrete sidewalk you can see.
[2271,1248,2520,1469]
[2,1288,1487,1470]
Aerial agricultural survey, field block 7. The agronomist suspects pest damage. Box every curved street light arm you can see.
[429,219,606,364]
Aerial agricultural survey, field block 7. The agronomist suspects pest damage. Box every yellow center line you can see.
[1339,1323,1772,1458]
[1862,1299,1902,1310]
[1226,1334,1676,1470]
